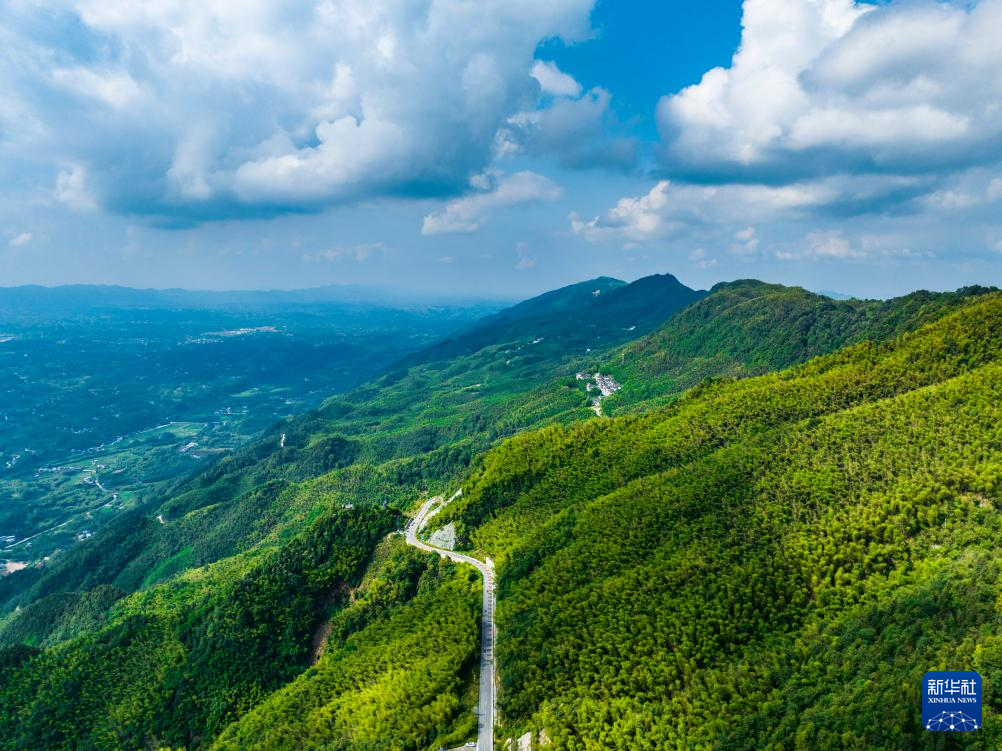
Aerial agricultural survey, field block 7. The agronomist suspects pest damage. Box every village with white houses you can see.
[576,372,622,417]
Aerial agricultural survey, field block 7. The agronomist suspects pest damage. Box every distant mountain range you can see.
[815,289,854,300]
[402,273,705,366]
[0,283,511,315]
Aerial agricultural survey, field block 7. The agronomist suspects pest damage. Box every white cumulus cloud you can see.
[570,177,872,245]
[577,1,1002,263]
[531,60,582,98]
[0,0,595,222]
[657,0,1002,185]
[571,180,674,244]
[776,229,864,260]
[9,232,32,248]
[497,85,637,170]
[55,166,99,212]
[421,171,562,235]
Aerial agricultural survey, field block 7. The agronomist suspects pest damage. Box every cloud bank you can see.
[657,0,1002,184]
[422,171,562,235]
[0,0,594,223]
[580,0,1002,263]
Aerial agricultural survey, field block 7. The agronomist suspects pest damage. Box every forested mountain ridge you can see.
[399,273,704,367]
[600,279,994,413]
[432,291,1002,749]
[0,277,997,750]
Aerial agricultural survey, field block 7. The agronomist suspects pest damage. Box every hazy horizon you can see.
[0,272,908,303]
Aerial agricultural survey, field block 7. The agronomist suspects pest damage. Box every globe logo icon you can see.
[926,711,979,731]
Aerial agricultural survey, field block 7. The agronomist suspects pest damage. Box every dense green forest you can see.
[210,540,482,751]
[402,274,704,367]
[601,280,990,413]
[0,507,398,750]
[434,291,1002,749]
[1,276,998,749]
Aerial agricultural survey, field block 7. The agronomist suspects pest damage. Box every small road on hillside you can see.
[405,497,495,751]
[2,520,72,552]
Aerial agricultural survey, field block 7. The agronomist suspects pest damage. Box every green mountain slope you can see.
[0,277,996,750]
[404,273,703,366]
[432,292,1002,749]
[209,539,482,751]
[0,507,400,750]
[602,279,991,412]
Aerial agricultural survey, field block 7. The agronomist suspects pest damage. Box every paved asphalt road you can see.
[405,497,495,751]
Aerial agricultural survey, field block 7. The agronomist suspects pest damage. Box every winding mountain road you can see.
[405,496,495,751]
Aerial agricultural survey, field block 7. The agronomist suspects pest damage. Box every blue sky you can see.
[544,1,743,141]
[1,0,1000,299]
